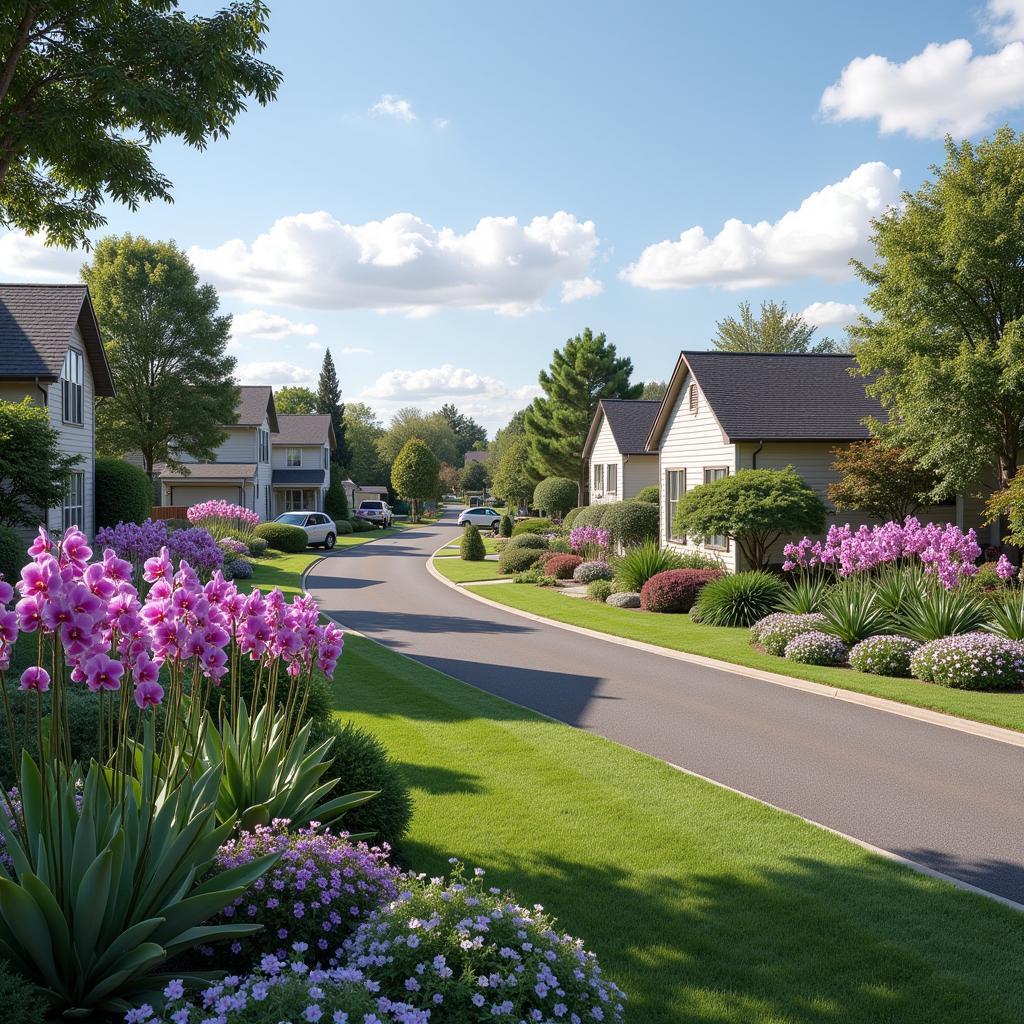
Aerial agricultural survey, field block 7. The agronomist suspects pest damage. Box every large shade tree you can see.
[712,300,840,353]
[828,442,942,523]
[344,402,388,486]
[491,436,534,512]
[439,403,487,459]
[84,234,238,476]
[378,408,459,467]
[391,437,440,522]
[275,386,317,416]
[0,1,280,248]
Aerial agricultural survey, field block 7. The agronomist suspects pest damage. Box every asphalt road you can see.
[307,510,1024,904]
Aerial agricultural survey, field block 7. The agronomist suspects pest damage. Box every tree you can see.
[95,457,151,528]
[317,350,350,467]
[459,461,489,493]
[439,462,460,494]
[673,468,828,570]
[533,477,578,518]
[324,465,350,521]
[853,127,1024,498]
[275,386,318,416]
[0,2,279,249]
[487,409,527,477]
[377,408,459,467]
[828,442,942,522]
[491,437,534,512]
[712,300,840,354]
[640,380,668,401]
[391,437,440,522]
[84,234,238,476]
[987,473,1024,547]
[524,328,641,503]
[0,398,80,528]
[460,524,486,561]
[344,403,388,486]
[439,403,488,459]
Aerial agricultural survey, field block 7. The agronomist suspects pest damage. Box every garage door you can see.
[167,485,244,505]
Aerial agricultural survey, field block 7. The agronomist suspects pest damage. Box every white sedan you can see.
[457,506,502,531]
[274,511,338,549]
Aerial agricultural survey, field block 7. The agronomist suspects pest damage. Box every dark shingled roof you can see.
[158,463,257,481]
[678,351,883,442]
[275,414,335,446]
[0,284,114,396]
[237,386,279,432]
[597,399,661,454]
[271,468,327,486]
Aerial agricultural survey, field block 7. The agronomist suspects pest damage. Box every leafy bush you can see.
[325,465,350,520]
[0,525,19,590]
[336,519,353,535]
[987,590,1024,641]
[613,540,685,592]
[894,584,989,642]
[353,517,375,532]
[545,553,583,579]
[603,499,659,548]
[511,516,553,535]
[0,961,46,1024]
[95,456,151,527]
[752,613,827,656]
[562,505,586,529]
[587,579,614,601]
[778,575,831,615]
[821,578,894,645]
[607,591,642,608]
[248,534,269,555]
[910,633,1024,690]
[224,558,253,580]
[690,571,786,627]
[506,533,549,551]
[570,504,610,529]
[253,521,308,552]
[498,545,543,574]
[849,635,920,677]
[499,513,513,536]
[345,863,627,1024]
[640,568,724,613]
[634,484,659,503]
[574,559,613,583]
[548,536,572,553]
[460,523,486,560]
[533,476,578,517]
[784,630,848,665]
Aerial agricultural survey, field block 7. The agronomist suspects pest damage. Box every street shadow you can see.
[888,845,1024,905]
[326,608,534,638]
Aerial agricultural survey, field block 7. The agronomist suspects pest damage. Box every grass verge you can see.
[465,583,1024,733]
[430,555,505,584]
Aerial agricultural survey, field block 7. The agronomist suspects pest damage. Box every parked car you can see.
[274,511,338,549]
[356,499,394,528]
[457,506,501,531]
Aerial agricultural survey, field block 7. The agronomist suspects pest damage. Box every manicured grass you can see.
[466,584,1024,733]
[332,632,1024,1024]
[431,555,505,583]
[437,534,502,556]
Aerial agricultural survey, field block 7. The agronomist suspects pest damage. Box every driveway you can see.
[306,511,1024,905]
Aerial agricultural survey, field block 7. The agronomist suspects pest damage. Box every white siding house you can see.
[270,415,336,516]
[582,400,660,505]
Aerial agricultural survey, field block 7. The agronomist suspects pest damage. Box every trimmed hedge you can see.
[511,517,552,536]
[602,500,659,549]
[337,519,354,535]
[498,546,543,574]
[0,525,20,589]
[544,553,583,580]
[95,456,151,528]
[254,521,309,553]
[499,514,514,537]
[562,506,586,530]
[460,524,486,560]
[506,534,549,551]
[570,504,609,529]
[634,485,659,504]
[533,477,578,518]
[639,568,724,613]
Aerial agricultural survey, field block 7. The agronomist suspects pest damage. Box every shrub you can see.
[778,575,831,615]
[0,525,19,590]
[94,456,151,527]
[460,523,486,560]
[511,516,552,535]
[336,519,353,535]
[603,499,660,548]
[533,476,579,517]
[224,558,253,580]
[784,630,848,665]
[254,521,308,552]
[248,535,269,555]
[690,571,786,627]
[345,863,627,1024]
[607,591,641,608]
[849,635,920,677]
[587,579,614,601]
[634,484,659,503]
[498,546,542,574]
[571,504,610,529]
[562,505,586,529]
[894,584,989,642]
[325,465,350,520]
[545,553,583,579]
[911,633,1024,690]
[548,536,572,553]
[0,962,46,1024]
[752,613,827,656]
[614,540,685,592]
[353,517,374,532]
[573,559,613,583]
[987,590,1024,641]
[506,533,549,551]
[820,578,894,645]
[219,536,249,556]
[640,568,723,613]
[499,513,513,537]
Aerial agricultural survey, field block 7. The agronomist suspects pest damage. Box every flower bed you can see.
[750,613,827,657]
[784,630,848,666]
[910,633,1024,690]
[849,635,919,677]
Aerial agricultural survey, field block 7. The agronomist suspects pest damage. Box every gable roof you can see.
[0,283,114,396]
[583,399,661,459]
[647,351,884,448]
[236,385,279,432]
[463,450,489,465]
[275,414,336,447]
[158,463,257,481]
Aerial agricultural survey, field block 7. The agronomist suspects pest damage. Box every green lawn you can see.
[431,555,506,583]
[437,534,502,555]
[468,583,1024,734]
[333,632,1024,1024]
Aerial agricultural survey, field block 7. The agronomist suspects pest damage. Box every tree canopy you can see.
[391,437,440,522]
[378,408,459,467]
[491,436,534,511]
[439,403,488,459]
[640,380,668,401]
[712,300,840,354]
[344,402,388,486]
[317,349,349,467]
[84,234,237,475]
[459,461,488,493]
[275,386,318,416]
[0,1,280,248]
[533,477,578,517]
[827,442,942,523]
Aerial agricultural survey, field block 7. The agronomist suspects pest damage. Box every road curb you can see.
[425,546,1024,750]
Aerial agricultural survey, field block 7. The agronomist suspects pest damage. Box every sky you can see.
[4,0,1024,433]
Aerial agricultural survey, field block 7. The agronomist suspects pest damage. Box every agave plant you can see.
[894,583,989,642]
[777,574,831,615]
[985,589,1024,641]
[821,577,894,645]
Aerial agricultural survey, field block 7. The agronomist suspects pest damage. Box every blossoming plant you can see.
[187,500,261,545]
[568,525,611,563]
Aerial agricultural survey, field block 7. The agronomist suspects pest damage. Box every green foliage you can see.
[828,442,942,522]
[640,381,668,401]
[254,522,308,553]
[613,541,686,592]
[0,3,279,248]
[570,504,611,529]
[987,473,1024,547]
[85,235,238,475]
[524,327,641,495]
[378,408,459,468]
[713,299,841,353]
[511,517,552,536]
[391,437,441,521]
[894,585,989,642]
[499,514,513,537]
[459,460,489,492]
[820,578,894,645]
[849,635,920,677]
[325,465,350,521]
[603,499,660,548]
[783,631,849,665]
[274,386,317,415]
[674,468,827,570]
[778,575,832,615]
[491,436,536,509]
[248,536,269,556]
[690,571,786,627]
[498,546,543,575]
[587,579,615,602]
[987,590,1024,641]
[0,526,21,590]
[754,613,828,656]
[95,456,151,528]
[533,476,579,517]
[562,506,586,529]
[506,534,549,551]
[0,961,46,1024]
[634,485,659,503]
[0,398,81,528]
[460,524,486,561]
[336,520,353,535]
[344,403,389,487]
[317,349,349,466]
[439,403,488,459]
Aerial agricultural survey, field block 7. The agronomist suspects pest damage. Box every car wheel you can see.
[491,520,500,530]
[324,532,336,550]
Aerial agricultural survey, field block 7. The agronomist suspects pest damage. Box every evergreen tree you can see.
[439,403,488,458]
[712,300,840,353]
[524,328,641,503]
[317,349,350,467]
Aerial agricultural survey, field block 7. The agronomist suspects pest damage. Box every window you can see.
[284,490,305,513]
[323,448,328,470]
[688,382,698,414]
[257,429,269,463]
[287,447,301,467]
[665,469,685,541]
[592,463,604,495]
[62,471,85,531]
[703,467,730,549]
[61,348,84,425]
[606,464,618,495]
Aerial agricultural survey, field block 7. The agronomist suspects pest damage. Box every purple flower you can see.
[19,666,49,693]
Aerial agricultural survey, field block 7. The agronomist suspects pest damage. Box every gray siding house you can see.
[271,414,336,516]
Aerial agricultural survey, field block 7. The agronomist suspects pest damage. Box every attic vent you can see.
[688,383,698,413]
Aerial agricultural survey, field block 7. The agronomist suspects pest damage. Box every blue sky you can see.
[5,0,1024,432]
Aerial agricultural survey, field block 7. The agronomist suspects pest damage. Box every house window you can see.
[592,463,604,496]
[666,469,685,541]
[323,448,328,470]
[703,467,730,549]
[688,383,698,414]
[287,447,301,467]
[61,348,84,425]
[62,471,85,531]
[606,464,618,496]
[284,489,305,512]
[257,429,269,463]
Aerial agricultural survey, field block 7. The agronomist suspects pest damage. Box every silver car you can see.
[274,511,338,549]
[457,506,501,531]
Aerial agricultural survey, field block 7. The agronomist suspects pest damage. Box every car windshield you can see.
[360,501,383,510]
[277,513,307,526]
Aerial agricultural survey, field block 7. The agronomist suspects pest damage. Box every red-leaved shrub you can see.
[639,568,724,612]
[544,554,584,580]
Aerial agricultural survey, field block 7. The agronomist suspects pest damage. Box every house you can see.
[463,450,488,466]
[159,386,278,519]
[271,414,336,516]
[646,351,993,572]
[354,484,389,506]
[0,283,115,543]
[583,399,660,504]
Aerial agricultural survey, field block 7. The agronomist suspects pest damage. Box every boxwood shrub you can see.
[562,506,586,529]
[254,521,308,552]
[533,477,578,518]
[639,568,724,613]
[460,523,486,560]
[499,513,514,537]
[634,484,659,503]
[545,553,583,579]
[587,579,614,602]
[95,456,152,527]
[603,499,659,548]
[336,519,353,535]
[506,533,549,551]
[511,517,553,536]
[498,545,543,574]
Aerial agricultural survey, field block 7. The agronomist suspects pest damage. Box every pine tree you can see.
[524,328,641,503]
[317,349,350,467]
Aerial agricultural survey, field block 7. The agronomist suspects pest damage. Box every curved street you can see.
[306,510,1024,905]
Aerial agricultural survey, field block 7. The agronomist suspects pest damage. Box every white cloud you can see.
[433,117,449,129]
[341,345,372,355]
[188,210,599,315]
[370,94,416,122]
[306,340,323,351]
[799,300,859,328]
[821,37,1024,139]
[984,0,1024,43]
[230,309,318,340]
[560,276,603,302]
[235,361,315,387]
[0,231,82,282]
[621,162,900,291]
